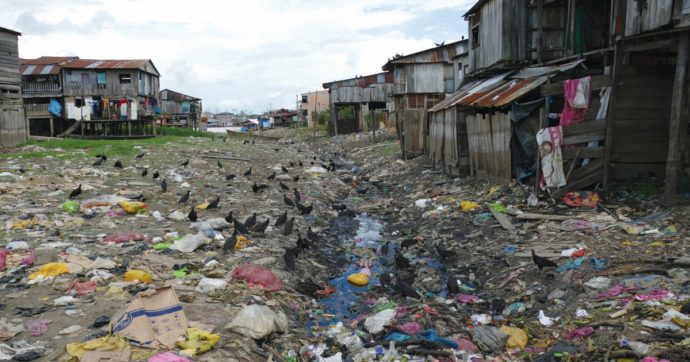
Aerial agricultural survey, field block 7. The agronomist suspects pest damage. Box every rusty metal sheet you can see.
[471,76,548,108]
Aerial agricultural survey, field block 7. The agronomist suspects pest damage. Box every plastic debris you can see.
[500,326,528,349]
[176,327,220,356]
[364,309,397,334]
[230,264,283,291]
[28,262,69,280]
[225,305,288,339]
[124,269,152,283]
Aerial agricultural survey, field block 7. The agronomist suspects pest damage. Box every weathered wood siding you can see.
[402,109,426,154]
[466,112,512,182]
[330,84,394,103]
[608,65,673,179]
[429,108,470,176]
[406,64,445,93]
[62,69,159,98]
[468,0,527,74]
[0,29,26,147]
[625,0,673,36]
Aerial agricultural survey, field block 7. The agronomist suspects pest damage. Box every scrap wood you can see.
[489,208,515,230]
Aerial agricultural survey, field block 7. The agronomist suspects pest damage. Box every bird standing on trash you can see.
[92,157,104,166]
[153,170,160,179]
[293,188,301,202]
[226,174,235,181]
[188,206,197,222]
[160,179,167,192]
[267,172,275,180]
[141,168,148,177]
[296,233,309,250]
[217,160,223,169]
[225,211,233,223]
[284,247,298,271]
[283,194,295,207]
[244,168,252,177]
[233,219,249,234]
[531,249,558,273]
[223,230,238,253]
[243,213,257,229]
[68,184,82,199]
[206,196,220,209]
[284,217,294,236]
[306,227,320,242]
[114,160,123,169]
[275,210,287,226]
[180,159,189,167]
[279,182,290,191]
[178,190,190,204]
[281,165,288,173]
[253,218,270,235]
[293,175,300,182]
[296,201,313,215]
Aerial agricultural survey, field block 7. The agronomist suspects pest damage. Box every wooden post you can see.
[603,45,620,187]
[570,0,577,55]
[49,117,54,138]
[537,0,544,64]
[664,32,690,206]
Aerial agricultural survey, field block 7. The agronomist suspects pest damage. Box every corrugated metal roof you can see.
[510,59,584,79]
[63,59,151,71]
[21,64,61,76]
[0,27,21,35]
[382,40,467,70]
[20,56,78,65]
[160,88,201,102]
[322,72,393,89]
[430,60,586,112]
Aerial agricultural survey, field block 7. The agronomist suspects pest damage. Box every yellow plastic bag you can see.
[460,201,480,212]
[119,201,147,214]
[196,201,210,210]
[500,326,528,350]
[347,273,369,286]
[11,218,39,230]
[66,335,128,358]
[177,327,220,356]
[28,262,69,280]
[234,235,250,250]
[124,269,152,283]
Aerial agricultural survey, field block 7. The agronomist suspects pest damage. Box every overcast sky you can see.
[2,0,473,113]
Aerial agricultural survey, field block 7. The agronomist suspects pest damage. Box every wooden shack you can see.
[20,57,160,138]
[160,88,201,127]
[382,40,468,158]
[322,72,395,135]
[0,27,26,147]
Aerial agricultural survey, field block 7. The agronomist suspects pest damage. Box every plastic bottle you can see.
[285,350,297,362]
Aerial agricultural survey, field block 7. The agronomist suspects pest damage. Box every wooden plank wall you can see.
[556,120,607,197]
[443,108,470,176]
[466,112,512,182]
[0,105,27,146]
[429,112,445,169]
[402,109,425,154]
[624,0,673,36]
[62,69,158,98]
[608,65,674,179]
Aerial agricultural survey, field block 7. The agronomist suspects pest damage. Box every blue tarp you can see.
[48,98,62,116]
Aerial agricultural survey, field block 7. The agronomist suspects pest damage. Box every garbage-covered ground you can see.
[0,128,689,362]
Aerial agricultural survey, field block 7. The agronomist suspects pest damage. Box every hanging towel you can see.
[561,76,591,127]
[537,126,566,188]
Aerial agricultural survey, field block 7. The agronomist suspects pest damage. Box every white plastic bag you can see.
[169,233,209,253]
[225,305,288,339]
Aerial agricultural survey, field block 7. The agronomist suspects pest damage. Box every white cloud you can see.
[1,0,475,113]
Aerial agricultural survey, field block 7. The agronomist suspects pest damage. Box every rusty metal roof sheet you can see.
[323,72,393,89]
[21,64,61,76]
[382,40,467,70]
[471,76,547,108]
[64,59,150,70]
[161,88,200,102]
[20,56,78,65]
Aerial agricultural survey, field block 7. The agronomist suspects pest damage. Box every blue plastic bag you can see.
[419,329,458,349]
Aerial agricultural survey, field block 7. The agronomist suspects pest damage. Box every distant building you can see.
[299,90,329,128]
[0,27,25,146]
[160,89,202,127]
[268,109,299,127]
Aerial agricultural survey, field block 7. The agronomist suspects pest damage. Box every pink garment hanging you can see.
[561,76,591,127]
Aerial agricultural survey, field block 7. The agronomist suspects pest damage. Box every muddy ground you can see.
[0,128,689,361]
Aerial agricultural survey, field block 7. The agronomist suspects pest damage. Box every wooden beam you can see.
[664,32,689,206]
[603,43,621,187]
[620,37,675,52]
[541,75,611,96]
[537,0,544,64]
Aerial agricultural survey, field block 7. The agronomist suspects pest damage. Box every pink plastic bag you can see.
[457,294,481,304]
[148,352,191,362]
[103,232,145,243]
[229,264,283,291]
[565,326,594,340]
[455,337,479,353]
[69,280,98,296]
[0,248,8,271]
[26,319,51,337]
[634,289,670,301]
[399,322,421,335]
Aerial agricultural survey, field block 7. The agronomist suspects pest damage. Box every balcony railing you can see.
[22,81,62,94]
[25,103,51,116]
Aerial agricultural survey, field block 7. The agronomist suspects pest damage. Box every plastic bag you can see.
[170,233,209,253]
[0,248,7,272]
[364,309,396,334]
[472,326,508,352]
[347,272,369,286]
[460,201,480,212]
[103,232,145,244]
[69,280,98,296]
[26,319,51,337]
[500,326,528,349]
[420,329,458,349]
[196,278,227,293]
[564,326,594,340]
[118,201,147,214]
[66,335,129,359]
[176,328,220,356]
[225,305,288,339]
[62,201,80,214]
[28,262,69,280]
[230,264,283,291]
[149,352,191,362]
[124,270,152,283]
